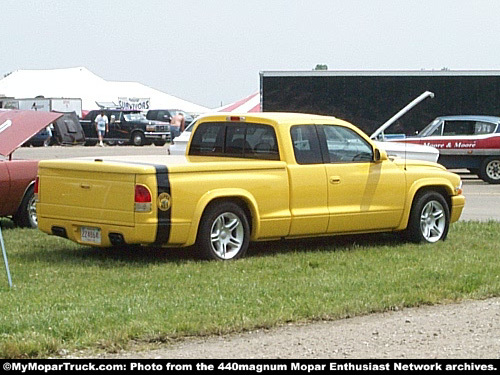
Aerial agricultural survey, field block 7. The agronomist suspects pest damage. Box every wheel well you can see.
[412,186,451,211]
[16,181,35,213]
[130,130,146,145]
[131,129,144,137]
[202,197,253,233]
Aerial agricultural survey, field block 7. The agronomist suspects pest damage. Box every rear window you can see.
[188,122,279,160]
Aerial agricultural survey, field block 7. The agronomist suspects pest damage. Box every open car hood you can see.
[370,91,434,140]
[0,110,63,156]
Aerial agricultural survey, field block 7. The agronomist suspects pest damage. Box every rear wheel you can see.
[196,201,250,260]
[405,191,449,243]
[479,157,500,184]
[13,185,37,228]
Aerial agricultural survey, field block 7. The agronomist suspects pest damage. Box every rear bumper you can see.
[450,195,466,223]
[39,218,157,247]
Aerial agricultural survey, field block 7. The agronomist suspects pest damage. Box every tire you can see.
[153,140,166,146]
[405,191,449,243]
[131,132,146,146]
[479,157,500,184]
[196,201,250,260]
[13,185,38,228]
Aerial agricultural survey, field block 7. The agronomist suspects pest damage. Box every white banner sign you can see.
[118,97,150,110]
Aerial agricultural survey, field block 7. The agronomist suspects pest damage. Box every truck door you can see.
[317,125,406,233]
[108,112,131,142]
[287,125,329,236]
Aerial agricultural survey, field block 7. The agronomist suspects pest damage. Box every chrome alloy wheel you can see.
[485,159,500,181]
[28,194,38,228]
[419,200,446,243]
[210,212,244,260]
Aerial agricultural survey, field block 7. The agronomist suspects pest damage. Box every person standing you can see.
[170,112,185,139]
[44,124,53,147]
[94,111,109,147]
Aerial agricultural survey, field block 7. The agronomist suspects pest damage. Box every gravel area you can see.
[95,297,499,359]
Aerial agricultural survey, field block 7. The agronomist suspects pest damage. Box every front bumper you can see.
[450,195,466,223]
[145,132,171,142]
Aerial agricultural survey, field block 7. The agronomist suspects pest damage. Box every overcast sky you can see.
[2,0,500,108]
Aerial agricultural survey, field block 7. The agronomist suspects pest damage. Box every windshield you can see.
[419,118,441,137]
[184,121,196,132]
[123,113,147,121]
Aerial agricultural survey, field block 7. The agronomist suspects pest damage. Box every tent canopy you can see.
[0,67,209,113]
[217,92,261,113]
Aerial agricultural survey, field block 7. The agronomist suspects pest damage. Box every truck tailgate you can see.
[38,160,152,226]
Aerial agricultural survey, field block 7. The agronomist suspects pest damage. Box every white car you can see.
[374,140,438,162]
[168,121,195,155]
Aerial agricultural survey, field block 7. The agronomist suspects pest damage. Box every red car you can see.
[0,110,62,227]
[388,115,500,184]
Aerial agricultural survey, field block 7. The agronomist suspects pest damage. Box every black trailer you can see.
[260,70,500,135]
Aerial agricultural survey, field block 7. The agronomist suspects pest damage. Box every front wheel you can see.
[479,157,500,184]
[405,191,450,243]
[131,132,146,146]
[196,201,250,260]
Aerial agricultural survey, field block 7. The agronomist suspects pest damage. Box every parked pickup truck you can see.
[36,113,465,260]
[81,109,171,146]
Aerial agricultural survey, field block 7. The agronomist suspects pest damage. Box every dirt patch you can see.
[84,297,499,359]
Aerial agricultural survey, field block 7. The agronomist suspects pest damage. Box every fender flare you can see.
[397,178,456,231]
[184,188,261,246]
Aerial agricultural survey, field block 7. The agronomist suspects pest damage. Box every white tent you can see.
[0,67,209,113]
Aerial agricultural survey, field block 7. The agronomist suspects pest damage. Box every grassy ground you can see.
[0,220,499,358]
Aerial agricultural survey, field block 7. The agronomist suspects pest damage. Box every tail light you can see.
[135,185,152,212]
[34,176,40,201]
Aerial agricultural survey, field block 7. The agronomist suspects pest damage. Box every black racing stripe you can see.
[154,165,171,245]
[87,159,172,245]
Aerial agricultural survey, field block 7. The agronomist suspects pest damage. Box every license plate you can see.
[81,226,101,244]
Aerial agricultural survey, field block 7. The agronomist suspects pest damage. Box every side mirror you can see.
[374,148,388,162]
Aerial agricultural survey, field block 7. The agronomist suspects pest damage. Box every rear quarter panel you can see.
[167,159,291,246]
[0,159,38,216]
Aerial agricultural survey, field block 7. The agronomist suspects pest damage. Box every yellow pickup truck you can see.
[37,113,465,260]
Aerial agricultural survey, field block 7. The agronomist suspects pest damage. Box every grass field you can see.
[0,220,499,358]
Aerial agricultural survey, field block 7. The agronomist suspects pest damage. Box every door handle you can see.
[329,176,341,184]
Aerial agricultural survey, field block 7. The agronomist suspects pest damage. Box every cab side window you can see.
[290,126,323,164]
[189,122,279,160]
[443,120,475,136]
[189,123,225,155]
[474,121,496,135]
